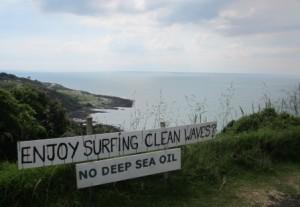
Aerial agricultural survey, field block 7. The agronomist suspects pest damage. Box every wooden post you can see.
[86,117,94,207]
[160,122,169,181]
[86,117,93,135]
[160,122,166,128]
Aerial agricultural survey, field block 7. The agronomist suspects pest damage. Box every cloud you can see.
[36,0,233,23]
[37,0,300,37]
[160,0,232,24]
[2,0,300,74]
[212,0,300,35]
[36,0,163,15]
[37,0,98,15]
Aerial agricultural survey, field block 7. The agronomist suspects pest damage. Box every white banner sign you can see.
[17,121,217,169]
[76,148,181,188]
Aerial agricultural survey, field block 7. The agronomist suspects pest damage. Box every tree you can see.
[0,89,46,160]
[11,85,69,138]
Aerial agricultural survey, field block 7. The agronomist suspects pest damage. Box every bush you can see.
[182,108,300,184]
[222,108,300,133]
[11,86,69,138]
[0,86,70,160]
[0,89,46,160]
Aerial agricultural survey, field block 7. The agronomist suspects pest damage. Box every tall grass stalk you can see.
[219,82,236,128]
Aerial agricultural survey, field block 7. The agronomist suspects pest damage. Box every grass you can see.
[1,108,300,206]
[1,160,299,206]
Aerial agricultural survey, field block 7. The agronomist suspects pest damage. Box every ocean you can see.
[14,71,300,130]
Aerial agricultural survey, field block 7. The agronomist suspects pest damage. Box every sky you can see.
[1,0,300,74]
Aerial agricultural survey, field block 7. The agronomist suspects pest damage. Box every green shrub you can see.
[223,108,300,133]
[0,86,70,161]
[182,108,300,184]
[0,89,47,160]
[11,85,69,138]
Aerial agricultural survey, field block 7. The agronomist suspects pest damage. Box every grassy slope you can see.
[0,157,299,207]
[46,82,133,109]
[1,108,300,206]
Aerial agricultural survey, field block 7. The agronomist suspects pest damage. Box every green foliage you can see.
[182,108,300,186]
[0,162,190,207]
[0,89,46,160]
[222,108,300,133]
[11,85,69,138]
[0,75,122,160]
[0,162,77,207]
[0,85,70,160]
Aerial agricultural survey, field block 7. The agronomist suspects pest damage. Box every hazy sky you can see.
[1,0,300,74]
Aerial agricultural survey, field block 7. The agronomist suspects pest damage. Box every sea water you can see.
[14,71,300,130]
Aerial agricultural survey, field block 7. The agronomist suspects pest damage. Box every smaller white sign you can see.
[76,148,181,189]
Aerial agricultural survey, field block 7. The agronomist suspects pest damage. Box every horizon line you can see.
[1,69,300,77]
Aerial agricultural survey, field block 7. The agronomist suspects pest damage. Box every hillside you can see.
[0,73,128,161]
[0,108,300,206]
[0,73,133,119]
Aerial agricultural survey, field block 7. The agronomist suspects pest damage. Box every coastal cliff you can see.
[0,72,133,119]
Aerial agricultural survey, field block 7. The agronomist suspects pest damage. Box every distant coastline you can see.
[0,72,134,121]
